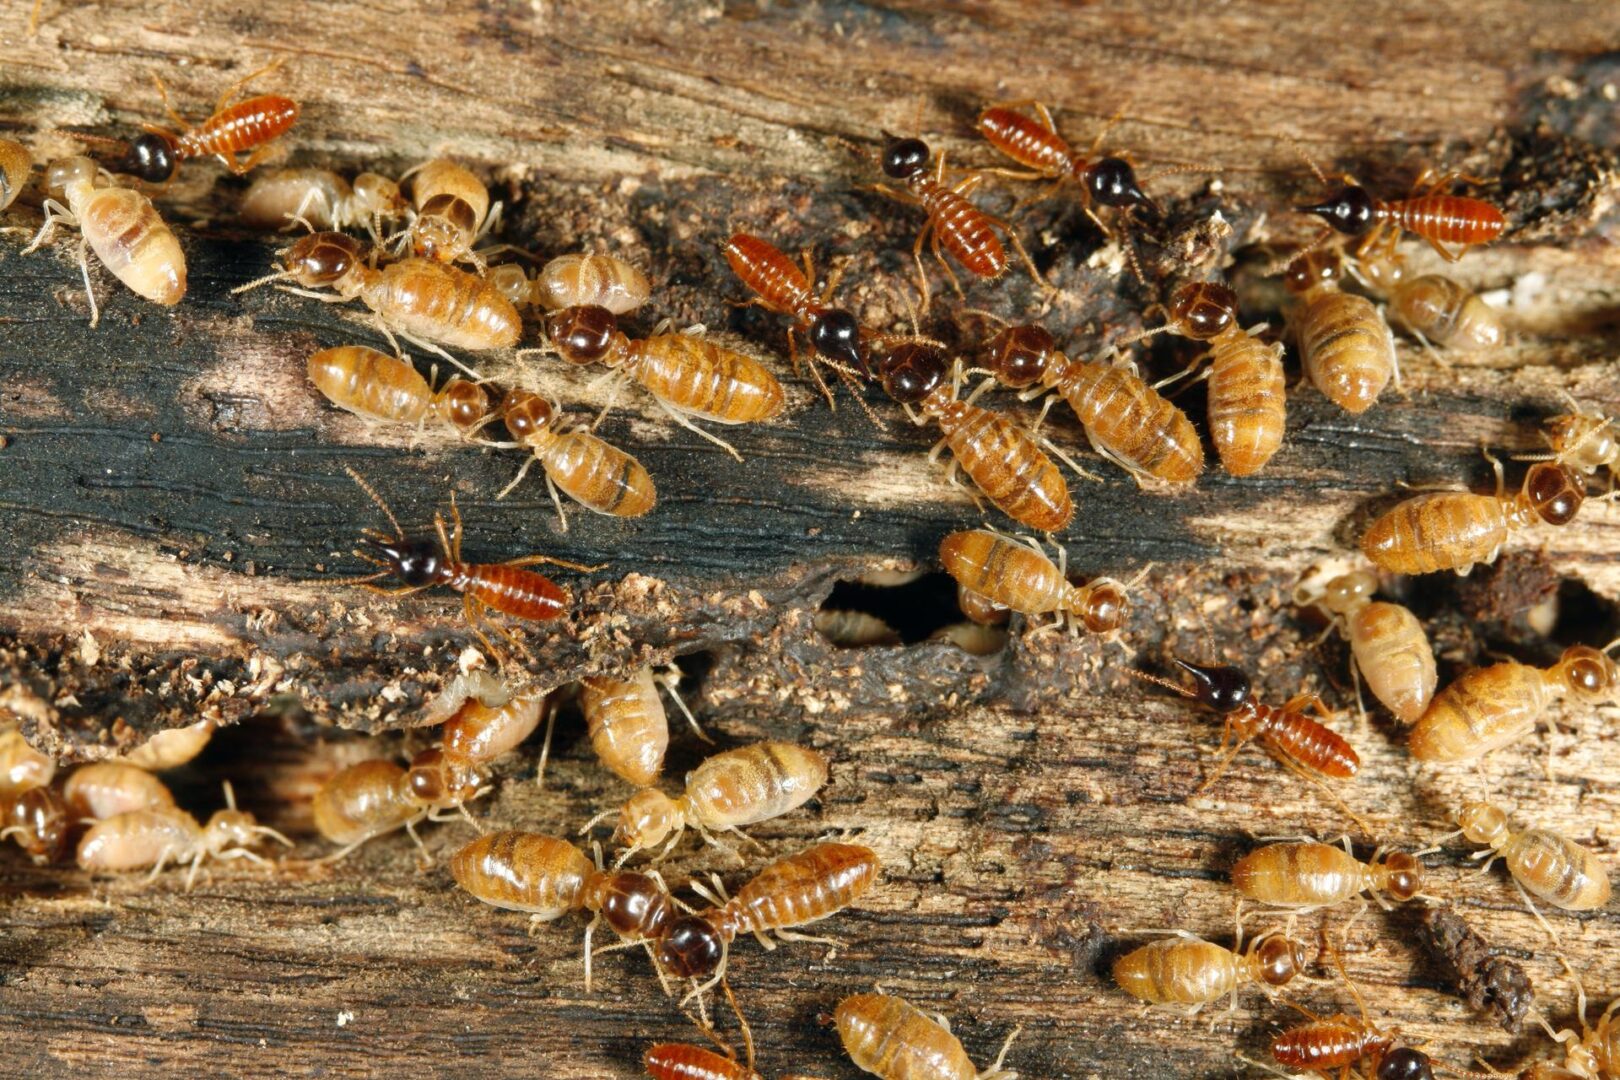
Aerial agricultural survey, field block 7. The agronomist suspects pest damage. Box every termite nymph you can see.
[401,158,497,267]
[308,345,491,435]
[938,528,1141,636]
[1285,249,1398,415]
[1231,837,1427,918]
[0,728,55,796]
[487,253,651,315]
[2,785,71,863]
[1521,396,1620,486]
[23,155,186,325]
[1449,802,1612,936]
[1294,568,1436,724]
[836,991,1020,1080]
[0,137,31,212]
[1350,249,1506,352]
[113,718,215,771]
[76,782,290,889]
[497,388,656,527]
[118,58,299,181]
[1112,928,1310,1016]
[241,168,408,238]
[578,666,706,788]
[1527,963,1620,1080]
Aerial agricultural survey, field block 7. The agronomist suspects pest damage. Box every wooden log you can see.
[1,1,1619,1076]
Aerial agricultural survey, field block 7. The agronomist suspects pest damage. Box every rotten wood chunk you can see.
[1418,904,1533,1032]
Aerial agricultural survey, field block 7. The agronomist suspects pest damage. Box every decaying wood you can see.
[1,2,1619,1077]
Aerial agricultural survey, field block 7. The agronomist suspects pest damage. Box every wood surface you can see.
[2,1,1620,1076]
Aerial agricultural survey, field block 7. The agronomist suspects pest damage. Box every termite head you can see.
[1253,933,1309,987]
[202,808,262,854]
[1167,282,1238,341]
[1554,644,1620,703]
[1074,580,1129,634]
[120,131,178,184]
[351,172,408,220]
[499,389,557,443]
[1297,183,1377,235]
[411,194,478,260]
[1376,851,1424,902]
[280,231,364,287]
[877,341,947,404]
[1172,658,1251,713]
[1085,156,1155,213]
[809,309,865,373]
[545,305,618,365]
[44,155,99,197]
[880,136,931,180]
[1456,802,1510,849]
[434,378,491,433]
[657,914,724,979]
[1283,249,1341,294]
[1297,570,1377,616]
[360,534,447,587]
[405,748,484,807]
[5,786,70,862]
[1375,1048,1434,1080]
[1524,462,1585,526]
[615,788,682,851]
[1545,413,1617,472]
[598,871,676,940]
[487,263,533,307]
[983,324,1055,389]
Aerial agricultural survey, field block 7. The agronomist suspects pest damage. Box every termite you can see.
[420,683,544,802]
[937,528,1139,636]
[63,762,177,820]
[836,991,1021,1080]
[2,785,71,862]
[402,158,497,267]
[644,1043,762,1080]
[722,232,866,406]
[1293,569,1436,724]
[973,318,1203,490]
[1361,455,1587,576]
[866,132,1047,307]
[0,137,31,212]
[587,741,829,862]
[1132,281,1288,476]
[1112,927,1311,1016]
[579,666,706,788]
[976,99,1157,226]
[336,467,597,661]
[1231,838,1426,918]
[241,168,408,239]
[1348,249,1505,352]
[1294,150,1505,263]
[1448,802,1611,936]
[1527,963,1620,1080]
[496,388,657,527]
[488,253,651,315]
[117,58,299,182]
[1284,249,1398,415]
[308,345,491,435]
[112,718,215,771]
[312,747,489,863]
[1408,644,1619,768]
[1521,395,1619,487]
[76,782,290,888]
[0,728,55,796]
[876,339,1075,531]
[542,304,785,462]
[234,231,521,369]
[1270,939,1433,1080]
[22,156,186,325]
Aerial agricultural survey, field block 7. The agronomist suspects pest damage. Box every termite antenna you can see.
[342,465,404,539]
[1124,666,1195,698]
[231,266,297,295]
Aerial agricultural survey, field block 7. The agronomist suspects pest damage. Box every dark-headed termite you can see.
[112,718,215,771]
[1269,940,1434,1080]
[77,782,290,889]
[23,156,186,325]
[496,388,656,527]
[1284,249,1398,415]
[0,728,54,796]
[588,741,829,863]
[876,339,1075,531]
[1294,569,1436,724]
[1349,248,1505,353]
[644,1044,763,1080]
[241,168,408,239]
[1443,802,1611,941]
[312,758,454,860]
[1361,455,1587,576]
[337,467,599,661]
[836,991,1021,1080]
[579,667,706,789]
[973,319,1203,490]
[1112,927,1311,1016]
[1408,644,1620,767]
[117,58,299,182]
[1133,282,1288,476]
[938,528,1141,636]
[63,762,177,820]
[1231,837,1427,917]
[401,158,497,267]
[308,345,491,436]
[542,305,785,462]
[722,232,866,407]
[488,253,651,315]
[0,137,31,212]
[977,99,1157,223]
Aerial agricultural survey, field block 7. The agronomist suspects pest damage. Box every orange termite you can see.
[1112,928,1310,1016]
[496,388,656,527]
[0,137,30,212]
[1521,395,1620,487]
[1285,249,1398,415]
[1293,569,1436,725]
[118,58,299,182]
[1231,838,1426,916]
[307,345,491,436]
[937,528,1139,635]
[1528,963,1620,1079]
[1451,802,1612,921]
[1270,942,1433,1080]
[644,1043,762,1080]
[1349,248,1506,353]
[337,467,598,661]
[1,785,71,863]
[578,666,706,788]
[1295,154,1506,262]
[977,99,1157,224]
[836,992,1021,1080]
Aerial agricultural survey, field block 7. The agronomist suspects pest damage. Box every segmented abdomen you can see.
[1061,362,1203,486]
[644,1043,762,1080]
[180,95,299,158]
[919,181,1007,278]
[723,233,815,318]
[1296,289,1394,414]
[1252,703,1360,778]
[365,260,522,349]
[1112,938,1239,1005]
[1272,1022,1386,1069]
[934,398,1074,531]
[544,431,656,517]
[1361,492,1509,575]
[80,188,186,305]
[1207,335,1286,476]
[1388,195,1504,247]
[937,529,1067,615]
[976,106,1072,176]
[1505,830,1612,910]
[307,345,432,424]
[459,563,568,621]
[719,841,879,939]
[580,670,668,787]
[448,830,594,918]
[632,335,785,424]
[835,993,978,1080]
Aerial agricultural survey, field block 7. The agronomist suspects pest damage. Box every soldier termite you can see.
[1231,838,1427,923]
[836,991,1021,1080]
[644,1043,764,1080]
[579,666,707,788]
[1347,248,1506,353]
[496,388,657,528]
[1361,454,1587,576]
[976,99,1158,226]
[0,137,31,212]
[241,168,408,239]
[488,253,651,315]
[585,741,830,863]
[937,528,1142,636]
[76,782,290,889]
[876,339,1075,531]
[971,318,1203,490]
[1130,281,1288,476]
[542,304,786,462]
[722,232,867,407]
[308,345,491,437]
[336,467,599,662]
[400,158,498,267]
[1407,644,1619,769]
[1284,249,1398,415]
[0,728,55,796]
[117,58,299,182]
[1442,801,1612,941]
[63,762,177,820]
[1293,568,1437,725]
[112,718,215,771]
[23,156,186,325]
[1112,927,1311,1016]
[1269,939,1434,1080]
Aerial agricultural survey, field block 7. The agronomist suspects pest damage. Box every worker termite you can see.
[1524,964,1620,1080]
[496,388,657,527]
[579,666,706,788]
[722,232,867,406]
[1231,838,1427,919]
[63,761,177,820]
[587,741,830,863]
[0,137,31,212]
[1284,249,1398,415]
[1293,569,1436,725]
[836,991,1020,1080]
[1348,249,1506,352]
[308,345,491,436]
[2,785,71,862]
[876,339,1075,531]
[1112,927,1311,1016]
[1521,396,1619,487]
[77,783,290,888]
[972,319,1203,490]
[112,718,215,771]
[0,727,55,795]
[117,58,299,182]
[1445,802,1612,937]
[542,304,785,462]
[1361,455,1587,576]
[1132,281,1288,476]
[337,467,598,661]
[22,156,186,325]
[1407,644,1619,767]
[234,231,521,370]
[866,132,1047,306]
[937,528,1141,636]
[312,746,491,863]
[644,1043,762,1080]
[401,158,497,267]
[241,168,408,239]
[487,253,651,315]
